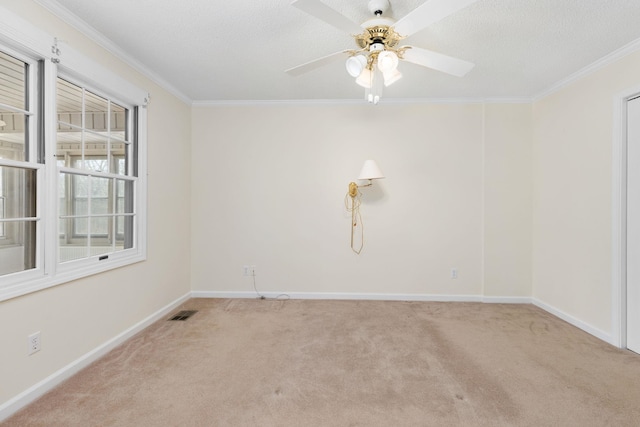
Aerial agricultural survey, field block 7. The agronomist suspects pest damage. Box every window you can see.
[0,49,39,278]
[56,78,135,263]
[0,9,147,301]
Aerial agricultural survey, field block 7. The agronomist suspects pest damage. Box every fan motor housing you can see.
[355,25,401,50]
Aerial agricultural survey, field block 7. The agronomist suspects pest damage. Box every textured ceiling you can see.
[36,0,640,103]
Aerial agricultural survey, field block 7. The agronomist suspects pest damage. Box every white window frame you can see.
[0,43,46,289]
[0,5,148,301]
[54,75,139,270]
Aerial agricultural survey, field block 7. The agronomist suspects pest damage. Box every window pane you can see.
[92,175,107,198]
[0,51,26,110]
[58,172,67,217]
[0,220,36,275]
[56,78,82,171]
[83,140,108,172]
[116,179,133,214]
[56,126,82,164]
[73,217,88,236]
[0,165,36,219]
[91,216,109,237]
[71,174,88,216]
[0,110,26,161]
[110,103,128,175]
[116,215,133,249]
[92,177,111,237]
[57,78,83,124]
[0,166,36,276]
[111,149,126,175]
[85,91,108,132]
[59,218,88,262]
[111,103,126,136]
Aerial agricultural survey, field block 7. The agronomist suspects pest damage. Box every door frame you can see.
[612,85,640,349]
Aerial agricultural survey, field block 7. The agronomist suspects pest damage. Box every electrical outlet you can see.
[243,265,250,276]
[451,268,458,279]
[28,331,41,355]
[250,265,256,276]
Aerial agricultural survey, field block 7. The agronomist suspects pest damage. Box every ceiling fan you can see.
[286,0,478,103]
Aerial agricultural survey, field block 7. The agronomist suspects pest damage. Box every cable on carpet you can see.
[252,271,290,300]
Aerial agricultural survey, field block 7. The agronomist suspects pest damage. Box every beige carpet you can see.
[4,298,640,426]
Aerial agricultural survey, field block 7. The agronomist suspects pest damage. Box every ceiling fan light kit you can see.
[287,0,478,104]
[346,54,368,77]
[383,68,402,87]
[377,50,399,73]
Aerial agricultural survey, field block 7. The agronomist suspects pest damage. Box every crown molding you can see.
[192,99,372,107]
[534,36,640,102]
[34,0,192,106]
[191,96,532,107]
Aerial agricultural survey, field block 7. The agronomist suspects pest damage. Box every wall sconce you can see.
[346,160,385,254]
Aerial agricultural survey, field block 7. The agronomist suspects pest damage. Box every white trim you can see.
[193,290,495,302]
[43,59,58,279]
[531,298,614,345]
[481,97,533,104]
[612,86,640,349]
[612,92,628,348]
[0,5,53,59]
[535,37,640,102]
[191,97,533,107]
[33,0,190,105]
[481,103,486,297]
[481,296,532,304]
[56,40,147,106]
[193,291,531,304]
[136,106,149,267]
[0,292,191,423]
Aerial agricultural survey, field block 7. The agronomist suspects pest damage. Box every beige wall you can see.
[0,1,191,406]
[532,49,640,337]
[484,104,533,297]
[191,103,532,299]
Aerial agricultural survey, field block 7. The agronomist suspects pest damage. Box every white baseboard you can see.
[193,290,486,302]
[193,291,533,304]
[482,296,532,304]
[0,292,191,423]
[531,298,614,345]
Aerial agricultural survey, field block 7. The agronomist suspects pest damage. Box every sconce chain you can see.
[345,183,364,254]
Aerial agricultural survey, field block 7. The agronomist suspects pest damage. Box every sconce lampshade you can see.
[358,160,385,180]
[0,120,6,127]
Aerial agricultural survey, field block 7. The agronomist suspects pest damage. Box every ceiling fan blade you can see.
[401,47,474,77]
[291,0,363,35]
[285,50,348,76]
[393,0,479,37]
